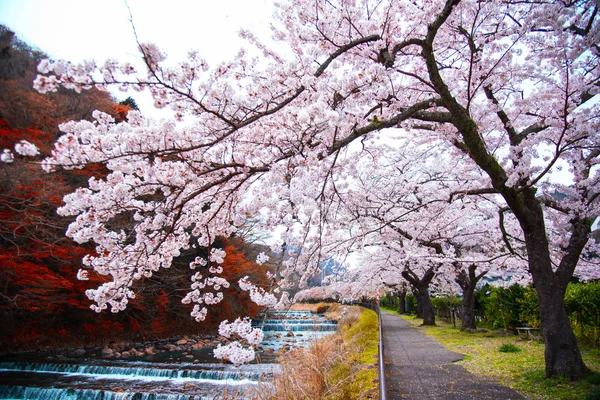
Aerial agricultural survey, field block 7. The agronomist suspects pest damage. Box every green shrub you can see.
[431,295,460,322]
[585,387,600,400]
[498,343,522,353]
[565,282,600,348]
[405,293,417,314]
[476,284,539,330]
[476,282,600,349]
[586,371,600,385]
[478,284,527,330]
[517,286,540,328]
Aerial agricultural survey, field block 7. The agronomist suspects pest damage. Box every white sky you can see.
[0,0,273,61]
[0,0,274,110]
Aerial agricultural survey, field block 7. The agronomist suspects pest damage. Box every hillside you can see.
[0,25,270,353]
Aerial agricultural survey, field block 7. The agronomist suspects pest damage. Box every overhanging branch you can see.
[449,188,497,203]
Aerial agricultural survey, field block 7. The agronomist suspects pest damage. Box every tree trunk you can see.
[456,264,486,331]
[525,221,588,379]
[418,287,435,325]
[398,289,406,314]
[461,286,476,331]
[539,289,586,379]
[402,265,437,326]
[517,194,589,379]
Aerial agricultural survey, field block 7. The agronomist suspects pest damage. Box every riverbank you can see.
[0,333,230,365]
[1,309,332,365]
[265,303,379,399]
[0,307,341,399]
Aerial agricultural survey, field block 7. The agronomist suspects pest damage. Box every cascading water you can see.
[254,310,338,353]
[0,310,336,399]
[254,319,337,331]
[0,359,275,399]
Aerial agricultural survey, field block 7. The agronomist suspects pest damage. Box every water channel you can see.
[0,310,337,399]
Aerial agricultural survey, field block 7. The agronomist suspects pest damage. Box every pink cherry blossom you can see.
[32,0,600,374]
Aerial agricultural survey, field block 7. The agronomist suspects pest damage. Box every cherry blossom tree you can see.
[30,0,600,378]
[311,139,530,328]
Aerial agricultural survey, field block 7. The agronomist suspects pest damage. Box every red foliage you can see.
[128,317,141,333]
[0,33,127,351]
[113,104,134,122]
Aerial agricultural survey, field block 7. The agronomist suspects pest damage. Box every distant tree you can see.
[396,284,408,315]
[0,24,117,132]
[119,96,139,111]
[113,97,141,122]
[402,263,438,325]
[0,25,45,80]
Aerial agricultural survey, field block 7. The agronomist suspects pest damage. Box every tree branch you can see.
[449,187,497,203]
[329,98,443,153]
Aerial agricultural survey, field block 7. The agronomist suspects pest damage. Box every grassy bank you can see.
[264,304,379,399]
[385,309,600,400]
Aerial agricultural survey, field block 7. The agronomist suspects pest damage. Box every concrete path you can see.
[380,311,526,399]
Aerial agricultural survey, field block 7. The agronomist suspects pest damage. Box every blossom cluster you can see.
[213,317,264,364]
[213,341,256,365]
[1,140,40,163]
[238,276,278,308]
[181,248,230,322]
[256,252,269,266]
[1,149,13,163]
[14,140,40,156]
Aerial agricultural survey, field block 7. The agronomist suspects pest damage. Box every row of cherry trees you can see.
[17,0,600,379]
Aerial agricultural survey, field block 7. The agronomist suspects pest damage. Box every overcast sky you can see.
[0,0,274,112]
[0,0,273,61]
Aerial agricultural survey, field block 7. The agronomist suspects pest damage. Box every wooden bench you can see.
[516,327,542,341]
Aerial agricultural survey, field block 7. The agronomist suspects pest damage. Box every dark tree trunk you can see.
[402,265,437,326]
[539,289,585,379]
[418,288,435,325]
[456,264,487,331]
[523,215,589,380]
[461,286,476,330]
[398,289,407,314]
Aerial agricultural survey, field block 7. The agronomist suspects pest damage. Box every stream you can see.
[0,310,337,399]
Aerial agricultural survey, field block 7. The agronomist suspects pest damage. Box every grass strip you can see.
[328,306,379,399]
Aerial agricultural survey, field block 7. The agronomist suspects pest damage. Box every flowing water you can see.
[0,311,337,399]
[254,311,338,353]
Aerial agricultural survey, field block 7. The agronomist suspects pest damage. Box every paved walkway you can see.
[380,311,526,399]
